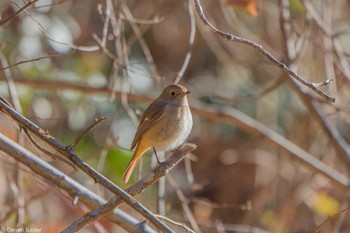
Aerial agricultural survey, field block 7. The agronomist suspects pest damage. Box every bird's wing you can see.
[130,101,166,150]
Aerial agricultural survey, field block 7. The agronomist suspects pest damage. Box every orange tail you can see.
[122,141,150,183]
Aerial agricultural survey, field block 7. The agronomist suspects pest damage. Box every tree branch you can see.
[67,116,108,151]
[173,0,196,84]
[62,143,197,232]
[0,0,39,26]
[192,0,335,103]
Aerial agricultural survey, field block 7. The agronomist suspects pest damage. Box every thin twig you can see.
[122,4,161,82]
[213,78,284,104]
[67,116,108,151]
[0,52,22,112]
[314,79,334,87]
[154,214,196,233]
[100,0,112,48]
[301,0,350,81]
[23,128,77,171]
[173,0,196,84]
[117,6,140,132]
[311,208,350,233]
[121,15,163,25]
[0,187,49,224]
[109,0,126,102]
[0,0,39,26]
[191,198,251,210]
[34,0,69,9]
[333,200,349,232]
[92,34,117,59]
[321,2,337,97]
[184,157,194,185]
[157,165,166,215]
[166,174,202,233]
[200,222,271,233]
[9,0,99,52]
[192,0,335,103]
[279,0,297,64]
[0,54,62,71]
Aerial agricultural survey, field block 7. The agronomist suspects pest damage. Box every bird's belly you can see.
[144,107,192,152]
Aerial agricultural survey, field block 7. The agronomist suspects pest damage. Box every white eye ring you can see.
[170,91,176,96]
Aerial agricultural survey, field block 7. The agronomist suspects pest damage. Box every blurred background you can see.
[1,0,350,232]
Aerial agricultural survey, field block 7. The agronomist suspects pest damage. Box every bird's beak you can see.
[180,90,190,96]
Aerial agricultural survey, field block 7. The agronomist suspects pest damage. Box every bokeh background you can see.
[1,0,350,232]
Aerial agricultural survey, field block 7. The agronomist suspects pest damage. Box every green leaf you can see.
[104,147,133,183]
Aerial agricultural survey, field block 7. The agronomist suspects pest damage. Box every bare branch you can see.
[192,0,336,103]
[173,0,196,84]
[314,79,334,87]
[0,54,62,71]
[67,116,108,151]
[154,214,196,233]
[122,4,161,82]
[23,128,77,171]
[0,52,22,112]
[213,79,284,104]
[123,16,163,25]
[9,0,99,53]
[301,0,350,81]
[0,0,39,26]
[166,174,201,233]
[312,208,350,233]
[201,222,272,233]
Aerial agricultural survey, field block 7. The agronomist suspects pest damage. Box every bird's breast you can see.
[144,105,192,152]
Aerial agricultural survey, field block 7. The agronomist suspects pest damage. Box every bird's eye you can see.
[170,91,176,96]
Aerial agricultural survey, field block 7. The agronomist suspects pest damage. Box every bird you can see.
[121,84,193,183]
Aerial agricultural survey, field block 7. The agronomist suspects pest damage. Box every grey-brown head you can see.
[158,84,190,103]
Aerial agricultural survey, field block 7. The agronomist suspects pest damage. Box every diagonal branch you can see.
[173,0,196,84]
[192,0,335,103]
[0,54,62,71]
[62,143,196,232]
[23,128,77,170]
[67,116,108,151]
[0,0,39,26]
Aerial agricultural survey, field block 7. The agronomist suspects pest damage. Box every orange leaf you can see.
[224,0,259,16]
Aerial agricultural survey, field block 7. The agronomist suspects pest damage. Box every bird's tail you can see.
[122,142,149,183]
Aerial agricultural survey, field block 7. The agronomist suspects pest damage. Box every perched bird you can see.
[122,84,193,183]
